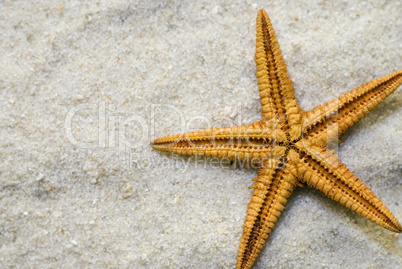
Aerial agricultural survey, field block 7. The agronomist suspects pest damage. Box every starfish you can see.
[150,9,402,269]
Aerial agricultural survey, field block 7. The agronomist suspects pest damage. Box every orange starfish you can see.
[151,9,402,269]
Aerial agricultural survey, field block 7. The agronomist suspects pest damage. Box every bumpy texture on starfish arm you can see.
[297,145,402,233]
[255,9,302,141]
[302,70,402,147]
[151,8,402,269]
[151,120,287,162]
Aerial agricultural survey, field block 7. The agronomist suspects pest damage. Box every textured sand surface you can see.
[1,0,401,268]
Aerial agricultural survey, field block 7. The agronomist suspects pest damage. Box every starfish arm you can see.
[302,70,402,146]
[151,121,287,161]
[297,144,402,233]
[255,9,302,140]
[237,162,298,269]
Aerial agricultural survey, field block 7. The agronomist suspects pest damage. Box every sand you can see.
[1,0,401,268]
